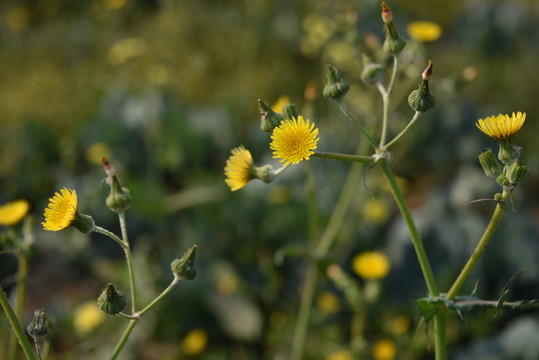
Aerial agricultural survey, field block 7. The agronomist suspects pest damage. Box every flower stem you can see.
[377,82,390,147]
[446,189,509,300]
[109,320,137,360]
[381,111,422,151]
[139,277,180,316]
[338,101,378,149]
[387,55,399,97]
[312,151,374,164]
[119,213,137,312]
[93,226,125,248]
[7,253,29,360]
[0,285,36,360]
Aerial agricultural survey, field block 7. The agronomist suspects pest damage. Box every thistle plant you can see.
[225,2,536,359]
[0,157,197,360]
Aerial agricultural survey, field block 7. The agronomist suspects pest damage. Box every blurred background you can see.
[1,0,538,359]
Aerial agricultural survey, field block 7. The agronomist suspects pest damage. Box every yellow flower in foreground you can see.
[372,339,397,360]
[224,146,255,191]
[270,116,319,165]
[73,301,105,335]
[182,329,208,355]
[353,251,390,280]
[0,199,30,226]
[42,188,78,231]
[407,21,442,42]
[476,112,526,142]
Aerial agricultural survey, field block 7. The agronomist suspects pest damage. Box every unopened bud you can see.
[423,60,433,80]
[282,104,299,121]
[506,161,528,187]
[323,65,350,100]
[97,283,127,315]
[408,62,436,112]
[381,2,393,24]
[361,54,385,85]
[27,308,49,337]
[381,3,406,55]
[171,245,198,281]
[478,149,503,178]
[103,157,132,213]
[258,99,284,133]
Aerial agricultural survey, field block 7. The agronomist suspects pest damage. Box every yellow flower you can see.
[476,112,526,142]
[372,339,397,360]
[352,251,390,280]
[363,198,390,224]
[272,96,290,113]
[0,199,30,226]
[182,329,208,355]
[407,21,442,42]
[392,316,411,335]
[224,146,255,191]
[42,188,78,231]
[270,116,319,165]
[316,291,341,314]
[73,301,105,336]
[327,350,354,360]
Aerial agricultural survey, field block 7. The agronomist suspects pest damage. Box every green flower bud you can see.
[171,245,197,281]
[408,82,435,112]
[103,157,132,213]
[478,149,503,178]
[97,283,127,315]
[496,173,510,187]
[72,213,96,234]
[361,54,384,85]
[254,165,276,184]
[27,308,49,337]
[506,161,528,187]
[383,21,406,55]
[323,65,350,100]
[282,103,299,121]
[258,99,284,133]
[497,143,519,165]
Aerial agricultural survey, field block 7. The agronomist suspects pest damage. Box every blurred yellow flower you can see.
[42,188,78,231]
[86,142,112,166]
[316,291,341,314]
[352,251,390,280]
[392,315,411,335]
[182,329,208,355]
[407,21,442,42]
[476,112,526,141]
[7,7,30,31]
[372,339,397,360]
[0,199,30,226]
[217,271,239,295]
[327,350,353,360]
[363,198,390,224]
[107,38,148,66]
[272,96,290,113]
[270,116,319,165]
[224,146,255,191]
[103,0,128,10]
[73,301,105,335]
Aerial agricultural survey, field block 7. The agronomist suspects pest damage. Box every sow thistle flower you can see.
[407,21,442,42]
[270,116,319,165]
[224,146,277,191]
[0,199,30,226]
[352,251,390,280]
[42,188,95,233]
[476,112,525,164]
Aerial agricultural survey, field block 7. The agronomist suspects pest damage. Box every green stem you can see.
[0,286,36,360]
[93,226,125,248]
[304,162,319,248]
[139,277,179,316]
[7,253,29,360]
[109,320,137,360]
[434,311,447,360]
[376,82,390,147]
[446,189,509,300]
[381,111,422,151]
[387,55,399,98]
[119,213,137,312]
[338,101,378,149]
[312,151,374,164]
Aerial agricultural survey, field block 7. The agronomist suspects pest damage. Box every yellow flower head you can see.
[182,329,208,355]
[407,21,442,42]
[73,301,105,336]
[42,188,78,231]
[0,199,30,226]
[476,112,526,142]
[270,116,319,165]
[352,251,390,280]
[272,95,290,113]
[327,350,354,360]
[316,291,341,314]
[224,146,255,191]
[372,339,397,360]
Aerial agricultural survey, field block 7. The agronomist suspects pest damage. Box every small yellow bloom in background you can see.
[86,142,112,166]
[316,291,341,314]
[107,37,148,66]
[327,350,354,360]
[392,315,411,335]
[476,112,526,142]
[407,21,442,42]
[272,96,290,113]
[103,0,128,10]
[73,301,105,336]
[372,339,397,360]
[0,199,30,226]
[42,188,78,231]
[224,146,255,191]
[6,7,30,31]
[352,251,390,280]
[270,116,319,165]
[362,198,390,224]
[182,329,208,355]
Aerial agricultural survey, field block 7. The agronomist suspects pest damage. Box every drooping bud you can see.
[478,149,503,179]
[27,308,49,337]
[97,283,127,315]
[171,245,198,281]
[381,2,406,55]
[282,103,299,121]
[258,99,284,133]
[506,161,528,187]
[323,65,350,100]
[361,54,384,85]
[408,61,436,112]
[103,157,132,214]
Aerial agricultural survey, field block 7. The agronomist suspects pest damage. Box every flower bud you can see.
[408,62,436,112]
[258,99,284,133]
[323,65,350,100]
[506,161,528,187]
[254,165,276,183]
[497,144,519,165]
[478,149,502,178]
[97,283,127,315]
[27,308,49,337]
[361,54,384,85]
[381,2,393,24]
[171,245,198,281]
[496,173,510,187]
[282,103,299,121]
[103,157,132,213]
[381,3,406,55]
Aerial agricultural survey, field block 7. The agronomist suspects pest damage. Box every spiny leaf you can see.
[495,269,525,318]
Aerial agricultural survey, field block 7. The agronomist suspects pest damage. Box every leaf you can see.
[495,269,525,318]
